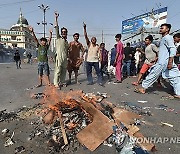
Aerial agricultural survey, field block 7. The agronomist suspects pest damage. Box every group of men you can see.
[134,24,180,99]
[29,12,110,89]
[27,11,179,98]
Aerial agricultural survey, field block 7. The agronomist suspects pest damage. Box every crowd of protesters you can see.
[26,11,180,98]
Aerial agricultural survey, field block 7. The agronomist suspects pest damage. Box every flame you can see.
[41,84,84,112]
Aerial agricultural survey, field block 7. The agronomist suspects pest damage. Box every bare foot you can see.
[134,87,146,94]
[132,82,139,86]
[174,95,180,99]
[54,85,61,90]
[157,83,162,87]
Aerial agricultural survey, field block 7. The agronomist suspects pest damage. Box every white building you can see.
[0,10,36,55]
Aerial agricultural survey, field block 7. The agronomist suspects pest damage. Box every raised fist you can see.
[55,11,59,18]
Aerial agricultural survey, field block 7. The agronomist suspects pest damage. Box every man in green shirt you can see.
[53,12,69,89]
[29,26,52,87]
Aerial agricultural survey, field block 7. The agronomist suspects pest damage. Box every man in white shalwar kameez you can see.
[136,23,180,98]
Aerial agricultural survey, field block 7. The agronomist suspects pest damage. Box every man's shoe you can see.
[67,80,71,85]
[98,83,104,87]
[114,80,122,83]
[87,82,93,85]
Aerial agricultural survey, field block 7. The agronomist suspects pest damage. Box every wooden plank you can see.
[113,107,141,126]
[58,112,68,145]
[133,131,156,151]
[76,101,114,151]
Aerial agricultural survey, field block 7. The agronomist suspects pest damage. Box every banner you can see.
[122,7,167,34]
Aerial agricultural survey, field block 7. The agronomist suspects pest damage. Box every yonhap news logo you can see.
[130,137,180,144]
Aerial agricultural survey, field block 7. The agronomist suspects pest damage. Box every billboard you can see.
[122,7,167,34]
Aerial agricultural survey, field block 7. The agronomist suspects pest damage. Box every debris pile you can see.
[0,87,156,153]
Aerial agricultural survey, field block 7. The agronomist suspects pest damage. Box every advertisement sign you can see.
[122,7,167,34]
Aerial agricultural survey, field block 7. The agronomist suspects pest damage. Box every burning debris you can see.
[0,86,155,153]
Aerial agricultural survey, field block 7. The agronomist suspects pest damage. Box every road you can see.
[0,62,180,154]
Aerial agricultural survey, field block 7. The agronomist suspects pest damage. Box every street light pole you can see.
[38,4,49,38]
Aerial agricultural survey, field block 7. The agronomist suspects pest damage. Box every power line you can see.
[166,0,176,8]
[168,11,180,21]
[0,0,37,8]
[0,8,39,19]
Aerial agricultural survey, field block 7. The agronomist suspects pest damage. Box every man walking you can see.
[173,33,180,70]
[14,49,21,69]
[83,22,102,86]
[27,52,32,65]
[123,42,133,77]
[29,27,52,87]
[99,43,110,81]
[135,24,180,98]
[114,34,124,83]
[67,33,84,84]
[53,12,69,89]
[132,35,159,86]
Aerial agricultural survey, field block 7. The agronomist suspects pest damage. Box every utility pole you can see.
[102,30,104,43]
[38,4,49,38]
[140,26,145,47]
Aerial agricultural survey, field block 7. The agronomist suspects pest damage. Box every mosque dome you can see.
[17,16,29,25]
[16,9,29,26]
[11,9,29,31]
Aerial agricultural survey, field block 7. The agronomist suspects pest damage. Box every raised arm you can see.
[48,29,53,46]
[29,26,39,45]
[83,22,90,47]
[54,11,61,39]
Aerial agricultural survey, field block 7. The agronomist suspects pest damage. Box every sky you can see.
[0,0,179,50]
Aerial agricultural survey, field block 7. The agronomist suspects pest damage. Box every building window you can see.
[11,36,16,40]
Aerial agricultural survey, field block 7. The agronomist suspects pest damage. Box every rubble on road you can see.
[31,93,47,99]
[0,87,155,154]
[122,101,152,116]
[0,109,18,122]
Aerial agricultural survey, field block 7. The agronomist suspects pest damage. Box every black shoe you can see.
[114,80,122,83]
[98,83,104,87]
[87,82,93,85]
[67,80,71,85]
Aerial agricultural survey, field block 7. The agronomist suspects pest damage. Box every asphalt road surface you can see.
[0,62,180,154]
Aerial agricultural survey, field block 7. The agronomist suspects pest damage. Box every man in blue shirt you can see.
[135,23,180,98]
[110,44,117,66]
